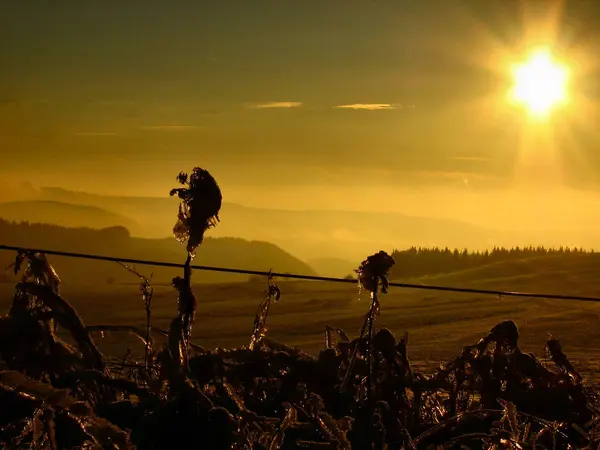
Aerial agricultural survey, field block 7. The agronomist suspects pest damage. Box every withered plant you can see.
[116,262,154,371]
[169,167,222,372]
[170,167,222,257]
[249,271,282,351]
[341,251,395,398]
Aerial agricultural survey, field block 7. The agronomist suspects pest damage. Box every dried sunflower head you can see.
[356,250,395,293]
[169,167,222,256]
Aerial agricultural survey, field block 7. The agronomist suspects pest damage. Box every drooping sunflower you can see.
[355,250,395,294]
[170,167,222,256]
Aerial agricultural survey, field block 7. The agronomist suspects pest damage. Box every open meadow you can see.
[3,253,600,383]
[4,248,600,448]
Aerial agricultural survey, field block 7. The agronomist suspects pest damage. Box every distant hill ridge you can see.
[0,200,141,234]
[4,185,598,264]
[5,186,506,261]
[0,219,317,285]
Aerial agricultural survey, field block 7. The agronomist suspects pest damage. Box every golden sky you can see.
[2,0,600,230]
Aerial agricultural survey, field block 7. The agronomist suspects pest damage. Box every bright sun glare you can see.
[510,48,569,118]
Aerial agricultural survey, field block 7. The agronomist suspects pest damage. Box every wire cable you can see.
[2,243,600,302]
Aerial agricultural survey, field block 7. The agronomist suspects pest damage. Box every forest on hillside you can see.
[389,245,598,279]
[3,219,598,284]
[0,219,316,284]
[0,218,131,247]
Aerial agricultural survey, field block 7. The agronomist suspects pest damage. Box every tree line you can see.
[388,245,597,279]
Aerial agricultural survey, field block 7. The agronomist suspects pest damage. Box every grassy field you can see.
[2,254,600,384]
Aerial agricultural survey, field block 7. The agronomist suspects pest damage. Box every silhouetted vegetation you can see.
[2,168,600,448]
[390,245,598,279]
[0,249,598,449]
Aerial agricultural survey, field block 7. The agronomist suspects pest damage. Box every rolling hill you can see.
[20,186,505,262]
[0,200,141,234]
[0,219,316,285]
[6,185,599,265]
[411,252,600,297]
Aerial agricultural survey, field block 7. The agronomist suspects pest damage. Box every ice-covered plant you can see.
[168,167,222,372]
[249,271,281,351]
[117,262,154,371]
[341,251,395,397]
[169,167,222,257]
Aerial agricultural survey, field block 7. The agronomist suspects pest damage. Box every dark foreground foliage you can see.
[1,251,600,449]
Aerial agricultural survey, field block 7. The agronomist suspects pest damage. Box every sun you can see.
[509,48,569,117]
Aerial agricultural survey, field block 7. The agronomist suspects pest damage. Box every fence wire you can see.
[2,243,600,303]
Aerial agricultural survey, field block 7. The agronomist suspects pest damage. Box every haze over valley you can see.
[3,181,600,278]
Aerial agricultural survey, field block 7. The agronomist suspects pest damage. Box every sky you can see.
[3,0,600,229]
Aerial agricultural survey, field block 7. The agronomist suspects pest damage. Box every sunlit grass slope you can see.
[2,254,600,382]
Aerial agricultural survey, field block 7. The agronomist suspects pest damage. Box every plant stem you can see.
[144,294,152,370]
[340,278,380,395]
[365,280,379,401]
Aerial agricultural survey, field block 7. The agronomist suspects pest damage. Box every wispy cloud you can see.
[139,125,199,131]
[414,170,499,182]
[0,98,50,107]
[451,156,490,162]
[334,103,401,111]
[246,101,303,109]
[0,97,19,106]
[90,100,137,106]
[74,132,119,137]
[414,171,472,189]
